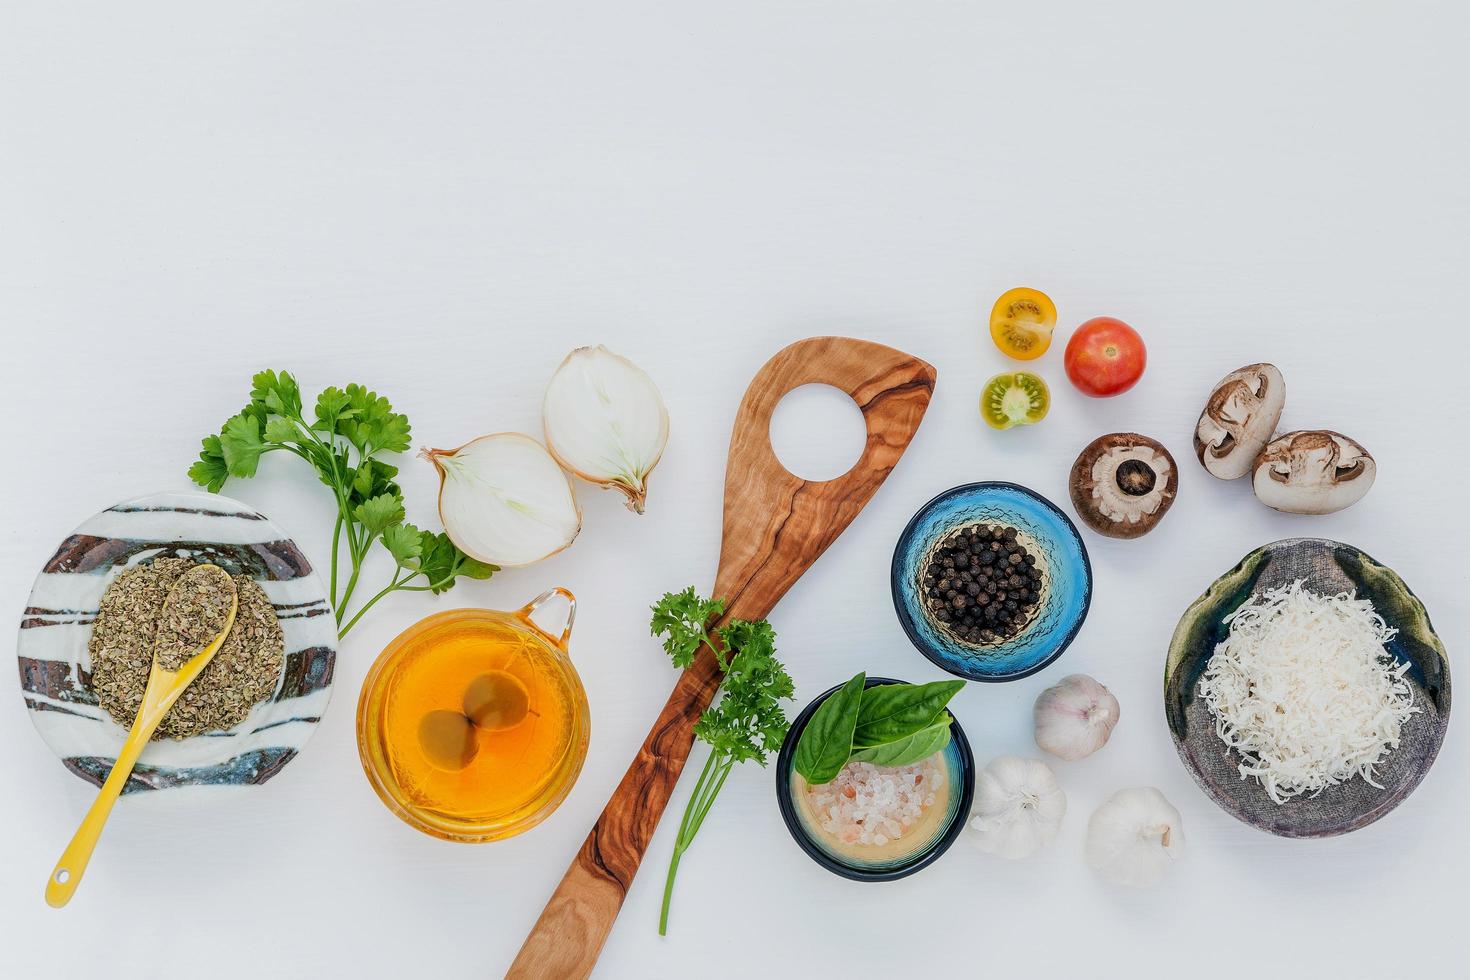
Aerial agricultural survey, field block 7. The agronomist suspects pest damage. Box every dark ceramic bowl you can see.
[775,676,974,882]
[891,483,1092,682]
[1165,538,1451,838]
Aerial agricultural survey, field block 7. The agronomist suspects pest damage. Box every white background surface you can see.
[3,2,1467,977]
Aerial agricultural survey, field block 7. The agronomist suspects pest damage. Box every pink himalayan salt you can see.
[805,757,944,847]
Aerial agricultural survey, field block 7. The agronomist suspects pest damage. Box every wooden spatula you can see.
[508,336,935,978]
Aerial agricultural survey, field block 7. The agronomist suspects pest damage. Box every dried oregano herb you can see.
[88,557,285,739]
[153,565,236,672]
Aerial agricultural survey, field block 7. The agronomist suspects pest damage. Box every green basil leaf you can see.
[852,680,965,747]
[793,671,866,785]
[849,715,952,768]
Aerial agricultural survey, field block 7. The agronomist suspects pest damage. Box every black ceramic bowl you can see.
[1165,538,1452,838]
[775,676,974,881]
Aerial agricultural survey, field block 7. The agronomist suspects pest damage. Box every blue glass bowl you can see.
[775,676,974,882]
[891,483,1092,682]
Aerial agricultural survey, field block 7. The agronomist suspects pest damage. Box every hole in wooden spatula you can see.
[768,383,867,481]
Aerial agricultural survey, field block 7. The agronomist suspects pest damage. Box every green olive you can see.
[418,710,478,770]
[463,671,531,731]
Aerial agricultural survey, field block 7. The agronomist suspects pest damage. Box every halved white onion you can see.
[422,433,581,567]
[543,345,668,514]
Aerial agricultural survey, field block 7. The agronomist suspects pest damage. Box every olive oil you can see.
[358,595,588,842]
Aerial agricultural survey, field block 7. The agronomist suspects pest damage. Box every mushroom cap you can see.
[1194,363,1286,481]
[1069,432,1179,539]
[1251,429,1376,515]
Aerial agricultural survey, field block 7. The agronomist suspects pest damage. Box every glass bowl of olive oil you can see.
[356,589,590,842]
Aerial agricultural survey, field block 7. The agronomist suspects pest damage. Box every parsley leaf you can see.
[263,416,300,444]
[188,435,231,492]
[384,527,499,596]
[456,553,497,582]
[314,386,355,429]
[354,492,405,535]
[336,383,411,455]
[382,523,424,565]
[250,369,303,419]
[415,531,470,593]
[698,618,793,763]
[219,412,270,478]
[649,588,726,669]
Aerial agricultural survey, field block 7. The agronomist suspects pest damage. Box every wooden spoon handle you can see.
[508,337,934,978]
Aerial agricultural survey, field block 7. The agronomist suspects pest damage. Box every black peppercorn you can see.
[920,521,1043,644]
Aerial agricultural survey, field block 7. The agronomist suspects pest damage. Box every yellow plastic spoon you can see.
[45,563,238,908]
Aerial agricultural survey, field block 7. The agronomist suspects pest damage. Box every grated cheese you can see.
[1197,580,1419,804]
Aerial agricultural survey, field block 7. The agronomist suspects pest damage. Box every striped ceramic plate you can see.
[16,491,336,792]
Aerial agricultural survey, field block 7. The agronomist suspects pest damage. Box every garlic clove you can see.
[543,345,669,514]
[422,433,582,567]
[1085,787,1185,887]
[1033,674,1121,761]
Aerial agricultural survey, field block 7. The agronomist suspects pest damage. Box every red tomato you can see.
[1064,317,1146,397]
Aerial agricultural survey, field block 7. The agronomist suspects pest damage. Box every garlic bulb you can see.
[1033,674,1120,761]
[422,433,581,567]
[543,345,669,514]
[1085,787,1185,887]
[968,755,1067,860]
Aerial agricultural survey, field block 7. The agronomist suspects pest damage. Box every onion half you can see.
[422,433,582,567]
[543,345,668,514]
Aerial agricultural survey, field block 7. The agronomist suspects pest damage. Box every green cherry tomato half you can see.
[980,372,1050,430]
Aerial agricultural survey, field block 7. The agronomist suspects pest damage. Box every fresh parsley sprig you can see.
[189,370,495,637]
[650,587,726,669]
[651,588,794,936]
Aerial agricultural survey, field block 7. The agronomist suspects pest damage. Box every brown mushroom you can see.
[1194,363,1286,480]
[1251,430,1375,515]
[1069,433,1179,539]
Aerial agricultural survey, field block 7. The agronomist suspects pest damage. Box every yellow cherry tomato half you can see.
[989,287,1057,360]
[980,372,1050,430]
